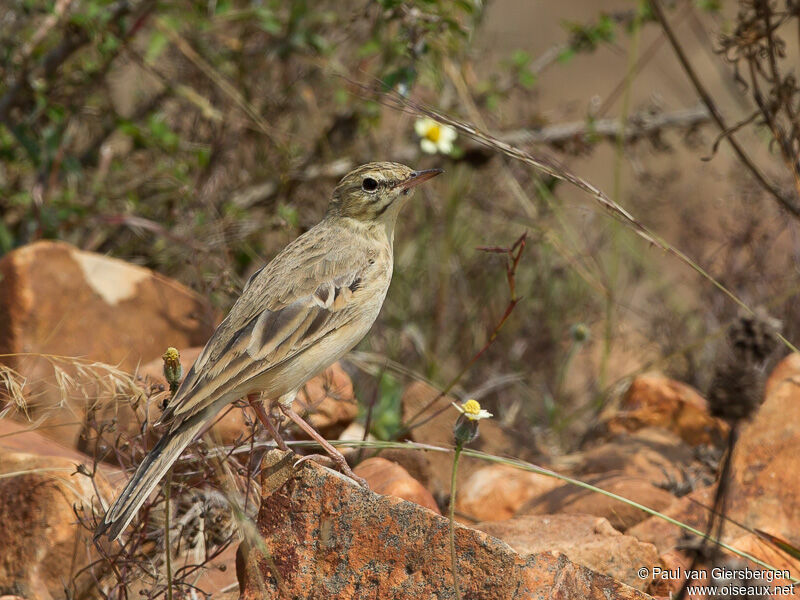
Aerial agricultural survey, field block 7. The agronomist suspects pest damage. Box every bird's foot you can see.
[293,452,368,488]
[279,404,368,488]
[293,453,335,469]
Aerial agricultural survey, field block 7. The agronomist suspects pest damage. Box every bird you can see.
[95,162,442,541]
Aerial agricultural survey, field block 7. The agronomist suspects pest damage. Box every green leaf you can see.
[557,46,575,64]
[0,221,14,253]
[696,0,722,12]
[517,69,536,89]
[256,8,281,34]
[145,30,168,64]
[277,203,299,228]
[510,49,530,68]
[357,38,382,59]
[369,373,404,440]
[195,147,211,168]
[146,114,178,150]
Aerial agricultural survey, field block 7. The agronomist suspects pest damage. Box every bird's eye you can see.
[362,177,378,192]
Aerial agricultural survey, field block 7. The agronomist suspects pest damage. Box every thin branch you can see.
[496,105,710,147]
[650,0,800,217]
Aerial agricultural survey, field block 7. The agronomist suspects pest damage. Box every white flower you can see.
[452,399,493,421]
[414,117,457,155]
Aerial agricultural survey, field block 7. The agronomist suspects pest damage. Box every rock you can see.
[0,419,125,491]
[723,352,800,540]
[728,532,800,590]
[626,484,715,554]
[291,361,358,439]
[518,471,676,531]
[371,448,437,493]
[554,428,716,497]
[353,457,440,514]
[597,375,728,446]
[565,428,696,479]
[474,514,659,591]
[0,240,216,449]
[763,352,800,398]
[457,464,561,522]
[238,450,653,599]
[631,355,800,566]
[338,421,375,443]
[0,240,216,370]
[401,381,540,496]
[0,451,115,600]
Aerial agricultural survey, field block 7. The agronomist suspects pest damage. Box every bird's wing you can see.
[160,229,376,426]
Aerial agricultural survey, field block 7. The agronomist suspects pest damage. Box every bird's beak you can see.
[398,168,444,191]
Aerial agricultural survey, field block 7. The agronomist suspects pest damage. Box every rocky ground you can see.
[1,240,798,599]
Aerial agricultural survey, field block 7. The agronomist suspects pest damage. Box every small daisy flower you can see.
[414,117,457,155]
[452,398,493,421]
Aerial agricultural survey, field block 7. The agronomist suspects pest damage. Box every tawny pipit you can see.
[96,162,442,541]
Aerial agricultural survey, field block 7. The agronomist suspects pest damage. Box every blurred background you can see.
[1,0,799,454]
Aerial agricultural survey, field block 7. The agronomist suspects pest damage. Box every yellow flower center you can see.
[162,347,180,362]
[462,399,481,415]
[425,125,441,143]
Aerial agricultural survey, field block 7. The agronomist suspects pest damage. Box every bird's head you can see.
[327,162,442,227]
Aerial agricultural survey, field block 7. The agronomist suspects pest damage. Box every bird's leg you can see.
[247,393,288,452]
[279,404,368,488]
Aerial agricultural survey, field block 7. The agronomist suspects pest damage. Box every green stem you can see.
[449,443,463,600]
[602,6,642,394]
[164,470,173,600]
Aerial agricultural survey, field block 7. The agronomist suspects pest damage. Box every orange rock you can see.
[563,428,697,482]
[724,352,800,540]
[601,375,728,446]
[371,448,436,492]
[518,471,676,531]
[0,240,216,370]
[626,484,715,553]
[0,451,116,600]
[292,361,358,438]
[763,352,800,398]
[475,514,659,591]
[457,464,560,521]
[651,550,692,597]
[0,240,216,449]
[730,532,800,591]
[0,418,125,491]
[354,457,440,514]
[238,450,652,599]
[628,358,800,564]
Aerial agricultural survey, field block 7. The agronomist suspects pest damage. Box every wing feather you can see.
[160,224,377,425]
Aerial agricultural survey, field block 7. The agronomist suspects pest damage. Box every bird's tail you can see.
[94,417,207,541]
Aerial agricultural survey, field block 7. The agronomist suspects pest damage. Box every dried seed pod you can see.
[707,308,782,423]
